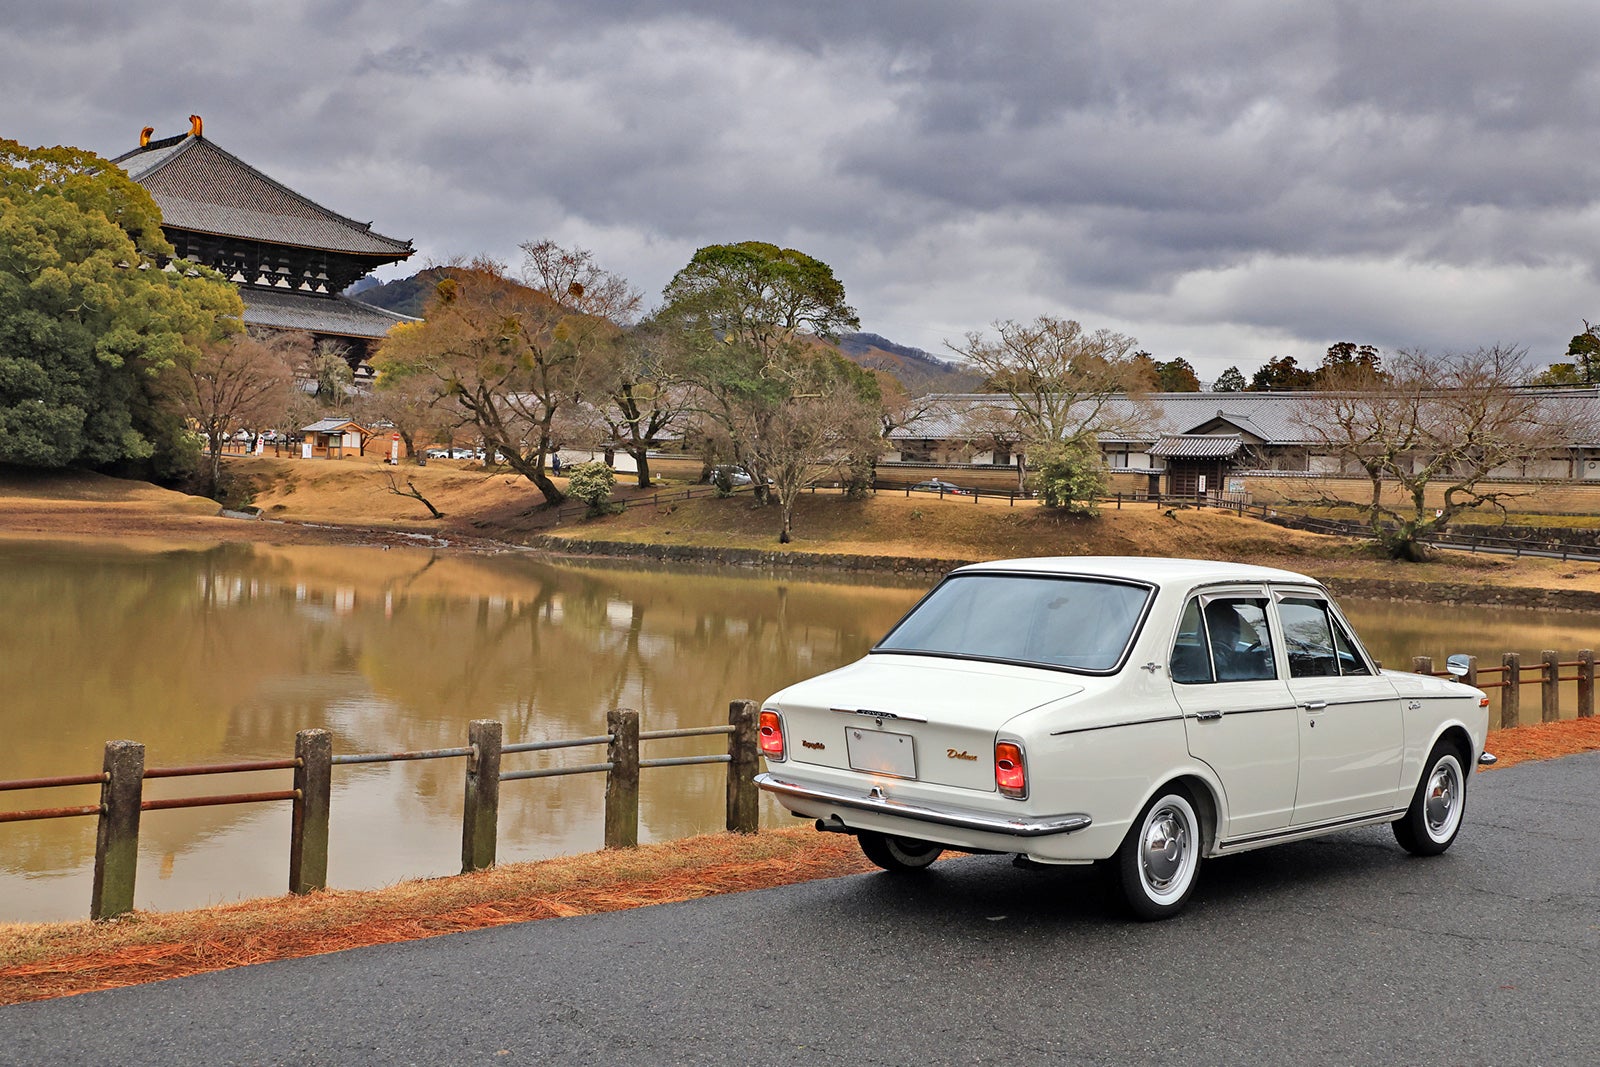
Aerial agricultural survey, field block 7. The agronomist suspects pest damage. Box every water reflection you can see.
[0,537,924,921]
[1,536,1596,922]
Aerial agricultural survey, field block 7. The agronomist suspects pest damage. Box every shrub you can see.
[567,461,617,515]
[1029,438,1107,514]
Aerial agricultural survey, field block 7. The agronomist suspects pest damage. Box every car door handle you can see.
[1194,710,1223,722]
[1299,700,1328,712]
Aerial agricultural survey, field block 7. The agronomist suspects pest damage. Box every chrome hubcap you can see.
[1141,807,1189,891]
[1424,761,1460,837]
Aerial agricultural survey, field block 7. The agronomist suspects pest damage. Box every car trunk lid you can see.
[768,654,1083,791]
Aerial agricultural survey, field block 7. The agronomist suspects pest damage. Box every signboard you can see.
[1197,474,1208,494]
[389,433,401,465]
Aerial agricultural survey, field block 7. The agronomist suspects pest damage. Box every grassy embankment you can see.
[4,458,1600,1003]
[10,456,1600,596]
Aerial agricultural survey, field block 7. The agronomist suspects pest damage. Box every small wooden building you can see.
[300,419,371,459]
[1147,433,1244,498]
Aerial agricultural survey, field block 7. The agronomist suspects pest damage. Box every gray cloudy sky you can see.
[4,1,1597,381]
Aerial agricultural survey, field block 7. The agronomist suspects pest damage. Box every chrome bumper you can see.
[756,772,1093,838]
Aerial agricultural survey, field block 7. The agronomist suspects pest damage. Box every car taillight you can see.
[759,709,786,761]
[995,741,1026,799]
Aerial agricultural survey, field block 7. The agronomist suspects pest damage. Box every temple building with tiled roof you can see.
[112,115,415,361]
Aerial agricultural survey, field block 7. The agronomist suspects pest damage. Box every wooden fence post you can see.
[1501,652,1521,730]
[1462,655,1477,689]
[1542,650,1560,723]
[91,740,144,921]
[1579,650,1594,719]
[290,729,332,894]
[1412,656,1433,676]
[461,719,502,872]
[726,700,760,834]
[605,709,640,849]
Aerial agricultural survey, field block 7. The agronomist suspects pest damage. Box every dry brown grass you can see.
[9,459,1600,596]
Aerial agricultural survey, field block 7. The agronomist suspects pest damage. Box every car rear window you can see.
[874,574,1152,673]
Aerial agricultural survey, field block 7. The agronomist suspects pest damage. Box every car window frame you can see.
[1169,584,1280,685]
[1270,586,1379,678]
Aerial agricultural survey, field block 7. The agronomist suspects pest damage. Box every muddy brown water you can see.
[1,536,1594,922]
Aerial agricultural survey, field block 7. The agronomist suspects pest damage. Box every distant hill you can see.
[837,333,982,393]
[344,270,449,317]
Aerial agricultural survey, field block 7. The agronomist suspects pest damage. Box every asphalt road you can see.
[6,752,1598,1067]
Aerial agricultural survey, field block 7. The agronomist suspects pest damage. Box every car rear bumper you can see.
[756,772,1093,837]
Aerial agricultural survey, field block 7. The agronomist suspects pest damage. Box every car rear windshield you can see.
[873,574,1152,673]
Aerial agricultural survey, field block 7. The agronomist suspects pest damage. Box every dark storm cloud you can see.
[1,0,1596,375]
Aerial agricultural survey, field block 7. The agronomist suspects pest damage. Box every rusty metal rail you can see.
[0,804,103,824]
[144,758,301,779]
[141,790,301,812]
[0,772,108,792]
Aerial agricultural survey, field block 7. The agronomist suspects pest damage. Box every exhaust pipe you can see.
[815,815,852,834]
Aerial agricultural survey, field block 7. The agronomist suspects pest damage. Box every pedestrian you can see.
[551,453,562,476]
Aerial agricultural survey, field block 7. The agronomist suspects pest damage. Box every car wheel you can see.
[1393,742,1466,856]
[1117,787,1201,920]
[858,831,943,872]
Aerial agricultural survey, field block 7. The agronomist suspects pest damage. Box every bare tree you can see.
[169,330,301,496]
[947,316,1151,491]
[373,259,616,506]
[520,239,643,323]
[1297,345,1594,560]
[521,240,687,486]
[359,369,452,460]
[742,356,883,543]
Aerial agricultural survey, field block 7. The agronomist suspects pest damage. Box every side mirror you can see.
[1445,654,1472,678]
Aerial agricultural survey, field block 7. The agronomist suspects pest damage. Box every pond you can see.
[1,536,1595,922]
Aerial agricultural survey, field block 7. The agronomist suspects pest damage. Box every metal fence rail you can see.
[0,702,761,921]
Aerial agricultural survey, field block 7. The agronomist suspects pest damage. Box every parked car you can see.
[709,464,754,487]
[908,478,972,495]
[756,557,1492,919]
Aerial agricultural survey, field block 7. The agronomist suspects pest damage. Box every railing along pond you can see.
[4,655,1595,922]
[0,702,761,921]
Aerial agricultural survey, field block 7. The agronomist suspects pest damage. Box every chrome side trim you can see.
[1186,704,1297,719]
[1217,806,1408,851]
[755,773,1093,838]
[1050,714,1184,737]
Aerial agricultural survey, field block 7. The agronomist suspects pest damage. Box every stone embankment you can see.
[536,535,1600,612]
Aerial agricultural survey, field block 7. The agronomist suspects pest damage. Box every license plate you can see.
[846,728,917,780]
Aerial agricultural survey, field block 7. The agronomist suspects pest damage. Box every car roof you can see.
[953,556,1323,588]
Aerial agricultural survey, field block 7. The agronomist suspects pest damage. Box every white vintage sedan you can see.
[756,557,1493,919]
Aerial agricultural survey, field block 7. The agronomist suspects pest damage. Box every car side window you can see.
[1204,597,1277,682]
[1327,610,1372,676]
[1169,598,1212,683]
[1171,595,1277,683]
[1280,596,1373,677]
[1280,598,1339,678]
